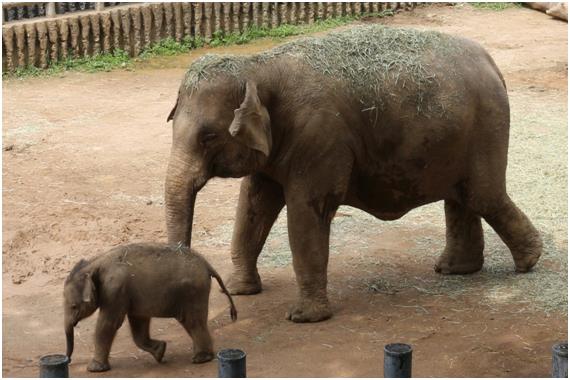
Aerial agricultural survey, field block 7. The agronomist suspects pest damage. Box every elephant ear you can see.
[228,80,272,157]
[166,92,180,122]
[82,272,95,303]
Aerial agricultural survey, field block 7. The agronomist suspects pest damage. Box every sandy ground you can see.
[2,4,568,377]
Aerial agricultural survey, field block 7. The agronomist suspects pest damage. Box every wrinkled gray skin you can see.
[165,27,542,323]
[63,243,237,372]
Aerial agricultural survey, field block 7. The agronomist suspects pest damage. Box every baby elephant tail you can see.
[207,263,237,322]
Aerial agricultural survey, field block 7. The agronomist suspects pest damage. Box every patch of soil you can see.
[3,4,567,377]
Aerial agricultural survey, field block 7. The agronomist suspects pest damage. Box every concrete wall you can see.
[2,2,418,72]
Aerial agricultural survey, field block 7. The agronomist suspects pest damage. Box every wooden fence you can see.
[2,2,419,72]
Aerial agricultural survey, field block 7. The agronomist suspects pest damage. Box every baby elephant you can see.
[63,243,237,372]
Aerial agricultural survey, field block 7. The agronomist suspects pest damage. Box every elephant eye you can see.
[200,132,218,145]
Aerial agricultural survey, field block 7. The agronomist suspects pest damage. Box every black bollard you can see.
[552,342,568,378]
[218,349,246,378]
[39,354,69,378]
[384,343,412,378]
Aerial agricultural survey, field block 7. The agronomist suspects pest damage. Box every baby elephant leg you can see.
[180,318,214,363]
[128,315,166,363]
[179,293,214,363]
[88,309,125,372]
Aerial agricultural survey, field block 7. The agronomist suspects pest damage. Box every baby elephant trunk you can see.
[65,323,74,360]
[207,264,238,321]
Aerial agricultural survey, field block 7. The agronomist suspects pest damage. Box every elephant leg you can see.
[128,315,166,363]
[227,173,285,295]
[435,199,485,274]
[88,309,126,372]
[285,195,335,323]
[466,143,542,272]
[179,293,214,363]
[477,195,542,272]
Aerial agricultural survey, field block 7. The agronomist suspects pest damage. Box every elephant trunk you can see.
[165,149,204,247]
[65,322,74,360]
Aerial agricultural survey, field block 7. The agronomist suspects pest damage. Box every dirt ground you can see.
[2,4,568,377]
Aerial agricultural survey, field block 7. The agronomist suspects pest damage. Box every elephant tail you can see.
[207,263,238,322]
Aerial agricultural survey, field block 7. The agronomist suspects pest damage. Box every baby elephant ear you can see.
[82,273,95,303]
[228,80,272,157]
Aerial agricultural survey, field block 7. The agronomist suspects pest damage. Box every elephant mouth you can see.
[212,163,232,178]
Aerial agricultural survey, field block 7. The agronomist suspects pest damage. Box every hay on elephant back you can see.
[184,25,461,114]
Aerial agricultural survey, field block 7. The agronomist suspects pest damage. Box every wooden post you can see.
[95,2,105,12]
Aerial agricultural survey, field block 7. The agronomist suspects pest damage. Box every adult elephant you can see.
[164,26,542,323]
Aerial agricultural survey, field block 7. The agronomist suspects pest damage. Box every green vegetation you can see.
[3,49,132,79]
[206,14,389,47]
[469,2,521,10]
[138,35,205,58]
[3,10,394,80]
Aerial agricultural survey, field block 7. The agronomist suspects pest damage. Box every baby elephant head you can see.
[63,260,98,360]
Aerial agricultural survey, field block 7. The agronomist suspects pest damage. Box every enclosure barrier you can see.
[39,354,69,378]
[34,342,562,377]
[2,2,419,72]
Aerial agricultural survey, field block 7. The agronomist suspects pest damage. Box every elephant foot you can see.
[226,270,262,295]
[435,250,483,275]
[286,298,332,323]
[192,351,214,364]
[87,359,110,372]
[514,252,541,273]
[151,340,166,363]
[512,240,542,273]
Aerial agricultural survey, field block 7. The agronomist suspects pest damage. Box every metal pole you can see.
[552,342,568,378]
[218,348,246,378]
[56,2,66,15]
[7,7,16,21]
[39,354,69,378]
[384,343,412,378]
